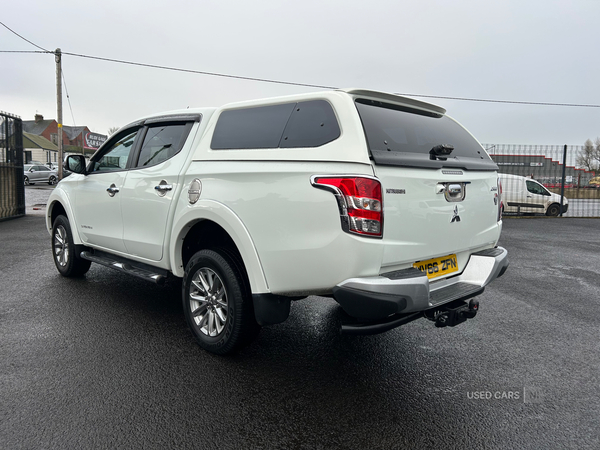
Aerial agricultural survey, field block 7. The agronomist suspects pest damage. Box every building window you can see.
[50,133,58,145]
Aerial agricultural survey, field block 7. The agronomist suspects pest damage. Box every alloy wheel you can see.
[53,225,69,267]
[189,268,228,337]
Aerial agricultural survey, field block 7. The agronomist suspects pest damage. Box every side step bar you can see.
[80,251,168,285]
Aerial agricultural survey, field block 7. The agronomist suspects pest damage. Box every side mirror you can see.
[65,155,87,175]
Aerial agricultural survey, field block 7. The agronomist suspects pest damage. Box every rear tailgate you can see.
[375,165,501,274]
[353,95,501,278]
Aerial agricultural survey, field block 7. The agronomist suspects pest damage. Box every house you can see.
[22,132,59,164]
[22,114,107,156]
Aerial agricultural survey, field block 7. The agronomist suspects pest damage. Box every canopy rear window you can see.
[355,99,497,171]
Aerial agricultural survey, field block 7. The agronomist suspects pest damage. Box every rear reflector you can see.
[311,176,383,237]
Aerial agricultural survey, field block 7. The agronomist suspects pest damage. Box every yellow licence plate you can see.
[413,254,458,279]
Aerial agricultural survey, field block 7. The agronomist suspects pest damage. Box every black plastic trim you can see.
[507,202,545,209]
[340,311,423,335]
[332,286,407,320]
[429,282,484,307]
[380,267,426,280]
[472,248,504,258]
[143,113,202,125]
[370,150,499,171]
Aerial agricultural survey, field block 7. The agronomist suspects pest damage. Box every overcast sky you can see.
[1,0,599,148]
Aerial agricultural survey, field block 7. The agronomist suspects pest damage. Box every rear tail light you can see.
[311,175,383,238]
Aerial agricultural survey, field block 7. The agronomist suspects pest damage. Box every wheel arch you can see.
[46,190,84,245]
[545,202,561,216]
[170,200,269,293]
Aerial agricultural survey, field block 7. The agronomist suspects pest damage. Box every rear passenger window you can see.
[280,100,340,148]
[136,123,190,168]
[211,100,340,150]
[211,104,295,149]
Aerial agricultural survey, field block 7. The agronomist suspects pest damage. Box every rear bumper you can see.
[332,246,508,320]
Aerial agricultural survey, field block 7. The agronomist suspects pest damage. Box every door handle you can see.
[107,184,120,197]
[155,180,173,197]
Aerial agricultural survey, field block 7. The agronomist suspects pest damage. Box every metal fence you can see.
[0,112,25,221]
[483,144,599,218]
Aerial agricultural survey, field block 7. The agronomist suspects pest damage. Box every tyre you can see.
[24,176,29,186]
[546,203,561,217]
[51,215,92,277]
[48,175,57,185]
[182,249,260,355]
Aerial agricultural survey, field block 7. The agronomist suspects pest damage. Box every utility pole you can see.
[559,144,567,217]
[55,48,63,180]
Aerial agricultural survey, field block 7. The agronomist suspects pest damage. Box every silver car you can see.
[23,164,58,185]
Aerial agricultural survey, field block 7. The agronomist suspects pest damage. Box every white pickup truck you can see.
[47,89,508,354]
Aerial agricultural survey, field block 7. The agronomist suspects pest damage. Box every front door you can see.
[522,179,550,213]
[71,129,140,253]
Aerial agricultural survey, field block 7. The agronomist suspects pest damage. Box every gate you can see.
[0,112,25,220]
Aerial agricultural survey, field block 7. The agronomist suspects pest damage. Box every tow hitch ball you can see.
[434,299,479,328]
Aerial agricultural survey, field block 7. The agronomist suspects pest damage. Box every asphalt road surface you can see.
[1,215,599,449]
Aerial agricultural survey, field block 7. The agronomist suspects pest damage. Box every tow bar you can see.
[426,299,479,328]
[339,298,480,335]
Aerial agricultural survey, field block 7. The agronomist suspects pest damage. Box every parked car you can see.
[499,174,568,216]
[23,164,58,186]
[47,88,508,355]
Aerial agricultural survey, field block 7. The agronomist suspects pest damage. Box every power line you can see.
[0,50,50,54]
[60,51,336,90]
[0,21,50,52]
[62,70,76,126]
[0,22,77,125]
[61,52,600,108]
[2,21,600,109]
[395,92,600,108]
[4,48,600,108]
[52,52,600,109]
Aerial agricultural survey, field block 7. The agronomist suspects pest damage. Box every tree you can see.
[577,138,600,172]
[107,126,119,136]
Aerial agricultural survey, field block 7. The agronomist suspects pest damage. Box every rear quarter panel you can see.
[171,161,384,295]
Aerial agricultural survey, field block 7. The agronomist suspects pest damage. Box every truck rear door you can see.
[354,98,501,278]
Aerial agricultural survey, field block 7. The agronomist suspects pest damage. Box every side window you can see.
[526,180,549,196]
[210,101,340,150]
[211,103,295,149]
[280,100,340,148]
[91,130,138,172]
[135,123,190,168]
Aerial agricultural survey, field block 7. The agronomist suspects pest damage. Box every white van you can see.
[499,173,568,216]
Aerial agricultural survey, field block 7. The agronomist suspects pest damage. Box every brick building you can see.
[22,114,107,156]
